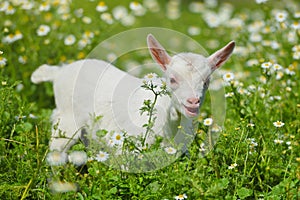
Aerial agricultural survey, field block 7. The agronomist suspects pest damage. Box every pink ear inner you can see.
[147,34,171,71]
[210,41,235,71]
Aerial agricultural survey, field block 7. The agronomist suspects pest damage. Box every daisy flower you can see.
[37,25,51,36]
[144,73,158,82]
[165,146,177,155]
[255,0,268,3]
[112,6,128,20]
[121,15,136,26]
[49,181,77,193]
[68,151,87,166]
[273,121,285,128]
[130,2,142,11]
[95,151,109,162]
[82,16,92,24]
[64,35,76,46]
[228,163,238,169]
[39,2,51,11]
[46,151,68,166]
[18,55,27,64]
[294,11,300,18]
[199,143,206,152]
[0,56,7,67]
[187,26,201,36]
[274,139,284,144]
[83,31,94,39]
[96,1,107,12]
[261,62,272,69]
[143,73,166,93]
[101,13,114,24]
[291,21,300,30]
[174,193,187,200]
[225,92,234,98]
[5,4,15,15]
[111,132,125,145]
[222,72,234,82]
[78,38,90,49]
[203,118,213,126]
[272,63,282,71]
[275,11,288,23]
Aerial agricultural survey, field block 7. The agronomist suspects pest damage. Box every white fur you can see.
[31,34,235,152]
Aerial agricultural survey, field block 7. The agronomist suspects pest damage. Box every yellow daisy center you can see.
[115,135,121,140]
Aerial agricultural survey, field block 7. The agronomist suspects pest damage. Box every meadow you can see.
[0,0,299,199]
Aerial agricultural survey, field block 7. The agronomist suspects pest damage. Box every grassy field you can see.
[0,0,300,199]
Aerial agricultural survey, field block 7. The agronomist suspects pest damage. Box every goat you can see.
[31,34,235,154]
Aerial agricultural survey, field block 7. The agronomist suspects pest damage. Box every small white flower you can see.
[225,92,234,98]
[273,121,285,128]
[83,31,94,39]
[78,38,90,49]
[249,33,262,42]
[223,72,234,82]
[111,132,125,145]
[174,193,187,200]
[18,55,27,64]
[199,143,206,152]
[14,31,23,41]
[68,151,88,166]
[37,25,51,36]
[16,83,24,92]
[95,151,109,162]
[291,21,300,30]
[273,63,282,71]
[143,73,166,93]
[274,139,284,144]
[129,1,143,11]
[144,73,158,81]
[255,0,268,3]
[39,2,50,11]
[101,13,114,24]
[96,1,107,12]
[165,146,177,155]
[295,11,300,18]
[5,4,15,15]
[203,118,213,126]
[64,35,76,46]
[82,16,92,24]
[0,56,7,67]
[275,11,288,23]
[261,62,272,69]
[112,6,128,20]
[187,26,201,36]
[247,123,255,127]
[121,15,135,26]
[46,151,68,166]
[49,181,77,193]
[246,59,259,67]
[28,113,37,119]
[228,163,238,169]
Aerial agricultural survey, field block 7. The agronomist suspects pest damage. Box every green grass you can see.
[0,0,300,199]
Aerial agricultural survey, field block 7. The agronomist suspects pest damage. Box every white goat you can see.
[31,34,235,153]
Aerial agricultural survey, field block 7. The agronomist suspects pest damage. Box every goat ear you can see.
[208,41,235,71]
[147,34,171,71]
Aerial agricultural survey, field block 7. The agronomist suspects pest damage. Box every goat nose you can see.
[187,97,200,105]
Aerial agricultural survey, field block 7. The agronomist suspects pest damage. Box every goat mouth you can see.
[183,105,199,117]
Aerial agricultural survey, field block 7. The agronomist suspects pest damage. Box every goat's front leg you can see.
[49,109,81,152]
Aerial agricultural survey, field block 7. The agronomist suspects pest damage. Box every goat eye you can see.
[170,77,177,84]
